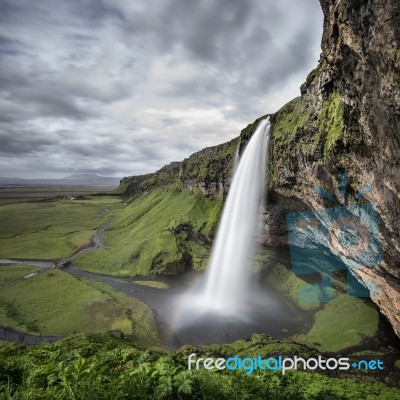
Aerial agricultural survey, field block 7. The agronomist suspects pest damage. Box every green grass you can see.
[262,259,320,311]
[0,186,116,204]
[296,294,379,352]
[0,265,40,284]
[134,280,169,289]
[73,186,221,276]
[0,197,120,260]
[261,254,379,352]
[0,269,158,345]
[112,181,130,194]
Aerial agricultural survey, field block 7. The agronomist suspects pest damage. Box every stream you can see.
[0,219,398,352]
[0,216,310,347]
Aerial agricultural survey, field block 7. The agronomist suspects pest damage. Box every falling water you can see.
[172,117,305,344]
[201,117,271,313]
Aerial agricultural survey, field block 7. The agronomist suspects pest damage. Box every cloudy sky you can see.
[0,0,323,179]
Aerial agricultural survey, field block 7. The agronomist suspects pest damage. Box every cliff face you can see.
[265,0,400,336]
[121,138,238,198]
[120,0,400,335]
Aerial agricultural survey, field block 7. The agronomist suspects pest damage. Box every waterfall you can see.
[200,117,271,314]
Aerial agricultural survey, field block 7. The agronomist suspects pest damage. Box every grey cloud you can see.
[0,0,323,178]
[0,126,58,155]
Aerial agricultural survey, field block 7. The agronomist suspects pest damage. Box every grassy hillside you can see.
[72,185,223,276]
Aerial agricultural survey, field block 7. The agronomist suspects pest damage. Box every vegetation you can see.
[0,265,40,284]
[121,162,182,195]
[120,138,238,197]
[262,260,320,311]
[133,280,169,289]
[73,186,222,276]
[0,333,398,399]
[0,187,114,205]
[270,97,306,146]
[261,251,379,352]
[268,97,312,184]
[267,91,347,185]
[0,269,158,345]
[295,295,379,352]
[181,138,238,184]
[238,115,268,153]
[0,197,120,260]
[315,91,346,159]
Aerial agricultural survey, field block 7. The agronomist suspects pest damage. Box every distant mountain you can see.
[63,173,106,180]
[0,174,120,187]
[60,174,120,185]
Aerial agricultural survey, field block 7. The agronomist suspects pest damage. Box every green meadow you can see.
[0,196,120,260]
[0,186,112,205]
[0,269,158,345]
[0,265,40,284]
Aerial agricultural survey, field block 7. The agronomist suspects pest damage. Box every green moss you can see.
[268,97,312,184]
[119,137,238,196]
[268,91,347,185]
[181,138,238,185]
[271,97,306,144]
[188,241,210,271]
[315,91,345,159]
[296,294,379,352]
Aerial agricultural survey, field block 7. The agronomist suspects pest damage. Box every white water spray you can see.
[200,118,271,313]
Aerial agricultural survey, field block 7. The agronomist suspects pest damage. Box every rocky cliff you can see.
[261,0,400,337]
[120,0,400,336]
